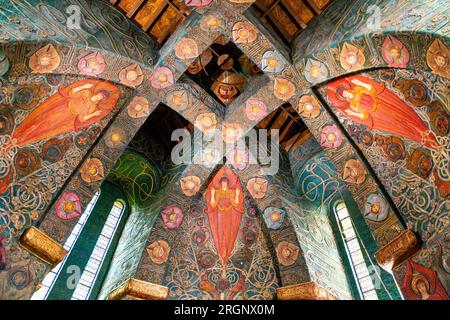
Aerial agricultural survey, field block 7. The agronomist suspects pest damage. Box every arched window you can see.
[333,201,378,300]
[71,200,126,300]
[31,191,101,300]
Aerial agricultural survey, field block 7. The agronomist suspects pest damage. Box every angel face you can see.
[343,89,354,99]
[435,54,447,67]
[389,46,401,59]
[39,55,51,66]
[346,54,357,65]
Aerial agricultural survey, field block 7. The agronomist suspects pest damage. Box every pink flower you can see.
[185,0,213,7]
[246,98,268,121]
[161,206,184,229]
[320,125,343,148]
[77,52,106,76]
[149,66,174,89]
[55,192,82,220]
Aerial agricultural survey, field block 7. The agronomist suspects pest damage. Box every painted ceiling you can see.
[0,0,448,301]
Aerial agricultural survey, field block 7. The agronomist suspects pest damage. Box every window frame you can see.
[333,201,379,300]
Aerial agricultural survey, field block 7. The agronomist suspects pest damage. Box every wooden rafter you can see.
[111,0,191,44]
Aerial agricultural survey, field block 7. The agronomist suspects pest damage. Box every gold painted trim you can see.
[276,282,337,300]
[108,279,169,300]
[19,227,67,267]
[375,229,420,272]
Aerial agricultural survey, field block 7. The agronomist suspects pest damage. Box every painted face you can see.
[91,93,104,102]
[417,280,429,299]
[343,90,354,99]
[207,17,219,28]
[168,213,177,222]
[188,61,202,74]
[218,84,238,101]
[63,201,75,213]
[390,46,401,59]
[435,54,447,67]
[370,203,381,214]
[186,181,195,190]
[346,54,357,65]
[221,180,228,190]
[39,55,51,66]
[267,57,278,68]
[202,116,212,127]
[86,59,98,68]
[238,28,249,38]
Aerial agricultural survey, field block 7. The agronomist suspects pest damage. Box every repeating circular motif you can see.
[14,149,40,176]
[0,110,14,135]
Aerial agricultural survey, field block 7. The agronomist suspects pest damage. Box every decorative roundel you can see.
[305,58,328,83]
[274,78,296,100]
[80,158,105,183]
[320,125,343,149]
[262,50,285,73]
[364,193,389,222]
[149,66,174,89]
[127,96,150,119]
[263,207,286,230]
[29,44,60,73]
[298,95,321,118]
[232,21,257,44]
[343,159,366,185]
[175,38,200,60]
[78,52,106,76]
[245,98,268,121]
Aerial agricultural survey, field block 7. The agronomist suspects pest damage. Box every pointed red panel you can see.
[204,166,245,267]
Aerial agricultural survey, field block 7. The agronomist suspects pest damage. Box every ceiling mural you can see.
[318,69,449,241]
[0,0,448,301]
[139,180,280,300]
